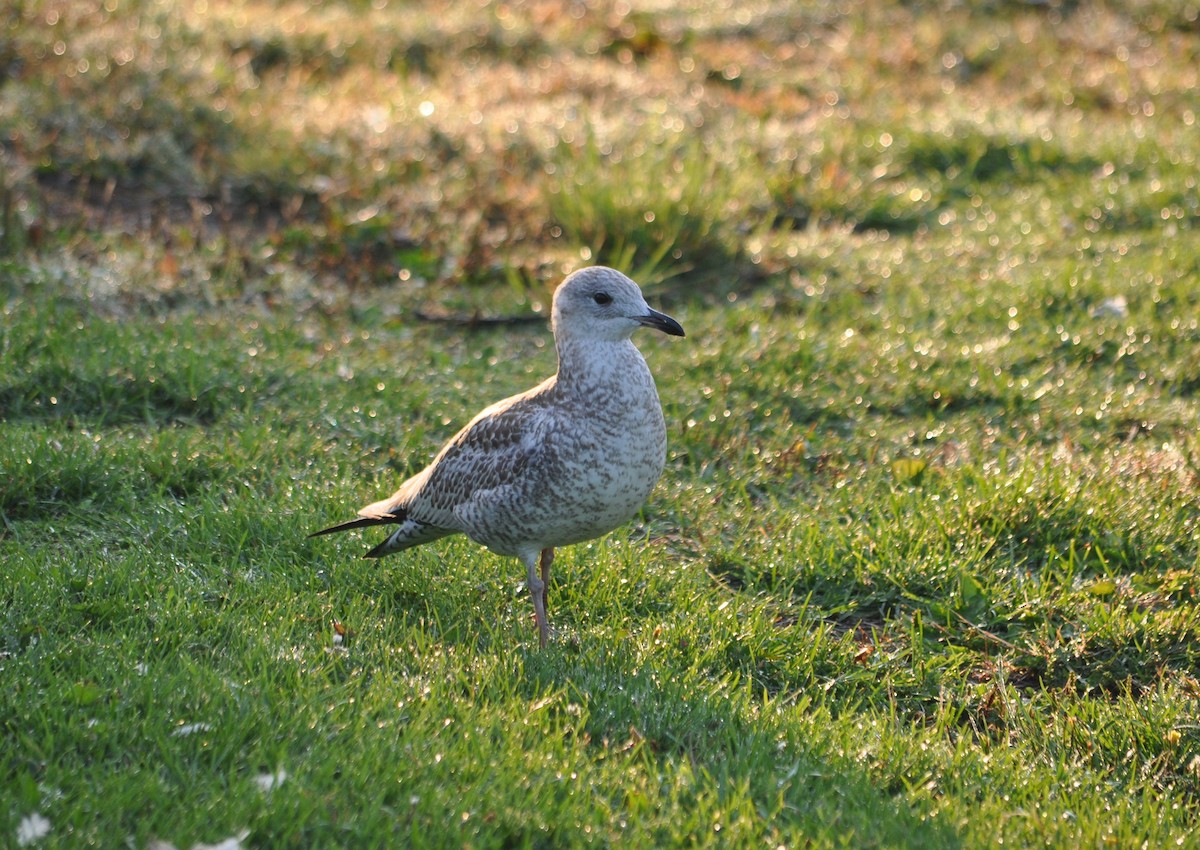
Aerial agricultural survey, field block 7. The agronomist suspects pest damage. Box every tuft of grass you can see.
[547,125,758,286]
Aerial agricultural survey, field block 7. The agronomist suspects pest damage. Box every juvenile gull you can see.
[311,266,685,647]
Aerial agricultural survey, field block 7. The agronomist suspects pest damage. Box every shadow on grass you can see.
[0,366,229,428]
[515,645,961,848]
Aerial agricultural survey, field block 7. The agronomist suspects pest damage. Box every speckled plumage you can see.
[311,266,685,647]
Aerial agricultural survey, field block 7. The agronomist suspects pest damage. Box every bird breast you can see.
[548,353,666,526]
[460,345,668,554]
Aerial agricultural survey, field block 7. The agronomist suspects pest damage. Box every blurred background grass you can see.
[3,0,1196,298]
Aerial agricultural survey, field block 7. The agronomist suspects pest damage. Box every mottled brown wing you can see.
[404,389,560,524]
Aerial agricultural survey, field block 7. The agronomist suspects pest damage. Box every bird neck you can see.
[554,334,643,389]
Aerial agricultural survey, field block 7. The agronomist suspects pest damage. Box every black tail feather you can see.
[308,514,402,538]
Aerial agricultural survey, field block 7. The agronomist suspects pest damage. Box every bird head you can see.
[551,266,685,342]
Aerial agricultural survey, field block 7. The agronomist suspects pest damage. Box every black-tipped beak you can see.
[636,308,686,337]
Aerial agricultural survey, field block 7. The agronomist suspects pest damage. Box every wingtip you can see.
[363,539,392,559]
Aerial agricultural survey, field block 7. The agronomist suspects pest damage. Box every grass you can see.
[3,0,1200,847]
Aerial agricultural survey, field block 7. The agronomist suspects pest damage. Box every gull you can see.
[311,266,685,647]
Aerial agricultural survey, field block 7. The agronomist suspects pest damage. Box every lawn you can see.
[3,0,1200,847]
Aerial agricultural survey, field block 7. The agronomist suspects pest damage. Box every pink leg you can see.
[525,551,549,649]
[539,547,554,616]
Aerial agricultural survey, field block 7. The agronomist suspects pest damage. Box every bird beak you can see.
[636,308,686,337]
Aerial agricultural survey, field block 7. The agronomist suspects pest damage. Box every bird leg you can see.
[526,554,549,649]
[539,547,554,617]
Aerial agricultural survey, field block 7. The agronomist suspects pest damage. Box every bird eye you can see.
[593,292,613,305]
